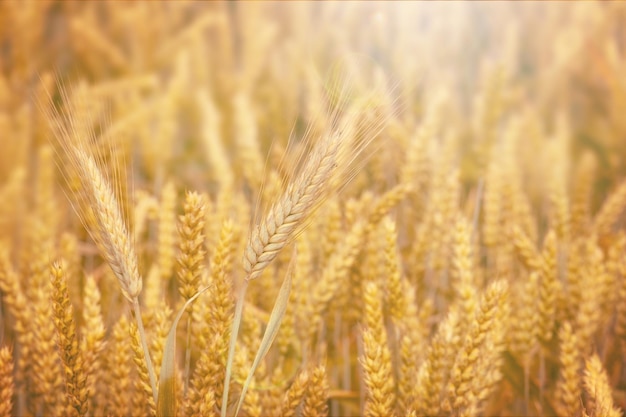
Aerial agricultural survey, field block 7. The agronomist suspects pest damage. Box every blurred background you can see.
[1,1,625,192]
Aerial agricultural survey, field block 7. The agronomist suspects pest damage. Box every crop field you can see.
[0,2,626,417]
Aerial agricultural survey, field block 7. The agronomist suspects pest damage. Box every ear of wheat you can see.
[45,85,157,404]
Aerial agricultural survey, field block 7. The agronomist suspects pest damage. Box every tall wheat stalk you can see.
[45,86,157,404]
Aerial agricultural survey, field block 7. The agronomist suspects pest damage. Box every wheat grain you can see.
[177,191,207,303]
[280,368,310,417]
[129,321,157,416]
[302,364,329,417]
[510,273,539,365]
[583,354,621,417]
[574,241,606,355]
[445,280,508,416]
[0,347,14,417]
[189,219,235,412]
[555,322,581,417]
[451,215,479,333]
[50,262,88,417]
[244,131,342,281]
[415,308,461,416]
[397,294,432,414]
[71,146,142,302]
[382,216,406,323]
[158,180,178,282]
[0,249,34,416]
[80,274,106,414]
[538,230,559,347]
[106,316,132,417]
[361,281,396,417]
[32,283,65,415]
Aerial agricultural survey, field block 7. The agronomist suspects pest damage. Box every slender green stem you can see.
[132,298,158,405]
[221,281,249,417]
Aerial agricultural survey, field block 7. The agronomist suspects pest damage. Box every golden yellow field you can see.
[1,2,626,416]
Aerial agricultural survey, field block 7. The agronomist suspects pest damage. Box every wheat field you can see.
[1,2,626,417]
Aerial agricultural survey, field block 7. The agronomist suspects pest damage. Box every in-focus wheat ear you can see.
[45,83,157,405]
[243,131,340,281]
[72,147,142,301]
[45,84,141,302]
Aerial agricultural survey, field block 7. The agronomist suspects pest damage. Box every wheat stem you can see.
[221,282,248,417]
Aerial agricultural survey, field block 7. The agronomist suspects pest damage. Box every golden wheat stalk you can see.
[80,275,105,414]
[72,146,142,301]
[177,191,207,395]
[280,368,310,417]
[50,262,88,417]
[129,321,157,416]
[0,347,14,417]
[555,322,581,417]
[107,316,133,417]
[47,86,157,404]
[361,281,396,417]
[415,308,460,416]
[445,280,509,416]
[0,249,34,416]
[583,354,621,417]
[301,364,329,417]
